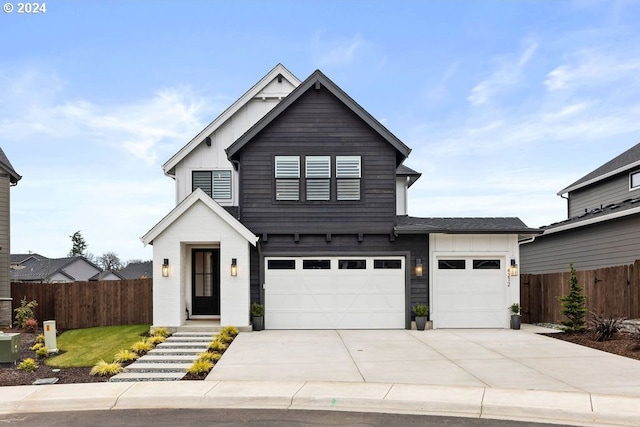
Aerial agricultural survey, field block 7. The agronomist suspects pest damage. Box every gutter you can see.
[532,205,640,237]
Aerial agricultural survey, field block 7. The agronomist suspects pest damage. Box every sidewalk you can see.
[1,380,640,426]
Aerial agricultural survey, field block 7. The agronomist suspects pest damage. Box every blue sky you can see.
[2,0,640,262]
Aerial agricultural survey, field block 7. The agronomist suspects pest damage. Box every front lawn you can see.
[46,324,151,368]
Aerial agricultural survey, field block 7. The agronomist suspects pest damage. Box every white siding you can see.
[63,259,101,281]
[151,200,252,328]
[396,177,407,216]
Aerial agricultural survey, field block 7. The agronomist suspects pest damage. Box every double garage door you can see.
[434,256,508,328]
[264,256,405,329]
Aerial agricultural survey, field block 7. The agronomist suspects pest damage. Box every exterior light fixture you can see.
[231,258,238,277]
[162,258,169,277]
[415,258,423,277]
[509,259,518,276]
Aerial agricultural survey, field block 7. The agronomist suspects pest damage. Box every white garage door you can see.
[434,257,507,328]
[264,256,405,329]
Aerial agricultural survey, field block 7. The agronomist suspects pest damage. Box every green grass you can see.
[45,324,151,368]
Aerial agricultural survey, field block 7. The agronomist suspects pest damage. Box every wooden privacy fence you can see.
[10,279,152,330]
[521,260,640,324]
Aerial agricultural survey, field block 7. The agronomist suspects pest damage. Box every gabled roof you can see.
[10,256,100,281]
[226,70,412,165]
[558,142,640,195]
[163,64,301,176]
[0,147,21,184]
[119,260,153,279]
[395,216,541,235]
[90,270,126,281]
[10,253,46,265]
[396,164,421,187]
[141,188,258,246]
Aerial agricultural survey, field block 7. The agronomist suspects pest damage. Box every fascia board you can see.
[557,159,640,195]
[541,206,640,236]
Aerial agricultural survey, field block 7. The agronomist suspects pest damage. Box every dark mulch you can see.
[0,328,108,387]
[542,331,640,361]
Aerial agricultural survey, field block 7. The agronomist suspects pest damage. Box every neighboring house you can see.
[119,260,153,279]
[143,64,538,330]
[521,142,640,274]
[89,270,126,281]
[0,147,21,326]
[10,256,103,283]
[10,253,46,269]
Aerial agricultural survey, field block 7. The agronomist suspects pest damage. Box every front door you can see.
[191,249,220,315]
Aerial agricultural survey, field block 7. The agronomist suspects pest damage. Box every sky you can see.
[2,0,640,263]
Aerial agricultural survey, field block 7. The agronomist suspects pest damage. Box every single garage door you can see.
[434,256,507,328]
[264,256,406,329]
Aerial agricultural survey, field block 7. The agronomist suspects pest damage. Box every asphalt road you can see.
[0,409,575,427]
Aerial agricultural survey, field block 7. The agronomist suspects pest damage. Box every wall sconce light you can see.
[231,258,238,277]
[415,258,423,277]
[509,259,518,276]
[162,258,169,277]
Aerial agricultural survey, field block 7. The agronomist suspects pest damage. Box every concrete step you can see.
[156,342,209,349]
[124,363,192,373]
[138,355,200,364]
[147,348,203,356]
[172,332,217,338]
[166,336,212,342]
[109,372,186,382]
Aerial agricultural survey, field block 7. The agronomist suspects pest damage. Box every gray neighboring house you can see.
[119,261,152,279]
[521,142,640,274]
[10,256,103,283]
[0,147,21,326]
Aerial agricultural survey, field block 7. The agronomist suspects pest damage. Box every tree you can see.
[558,264,587,332]
[98,252,123,271]
[68,231,87,257]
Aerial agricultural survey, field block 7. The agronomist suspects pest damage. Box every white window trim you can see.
[630,170,640,191]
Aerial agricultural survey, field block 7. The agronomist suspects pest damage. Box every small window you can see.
[268,260,296,270]
[193,171,212,196]
[306,156,331,201]
[339,259,366,269]
[336,156,361,178]
[193,170,232,200]
[438,260,466,269]
[303,260,331,269]
[473,260,501,269]
[631,171,640,190]
[336,156,361,201]
[374,259,402,269]
[275,156,300,201]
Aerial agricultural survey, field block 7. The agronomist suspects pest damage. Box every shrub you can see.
[146,335,166,345]
[35,334,45,344]
[90,360,123,377]
[35,346,49,358]
[251,302,264,317]
[131,340,154,355]
[17,358,38,372]
[14,298,38,329]
[220,326,239,337]
[509,303,521,315]
[589,312,625,342]
[217,333,234,344]
[30,342,44,351]
[187,359,213,377]
[23,318,38,333]
[150,327,170,338]
[208,340,228,353]
[557,264,587,332]
[198,352,222,363]
[113,349,139,363]
[412,303,428,317]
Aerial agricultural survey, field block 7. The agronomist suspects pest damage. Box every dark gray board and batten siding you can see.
[520,214,640,274]
[568,173,638,218]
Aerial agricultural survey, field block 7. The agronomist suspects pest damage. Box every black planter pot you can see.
[252,316,264,331]
[415,316,427,331]
[510,314,521,330]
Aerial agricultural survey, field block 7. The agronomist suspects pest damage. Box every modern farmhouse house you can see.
[142,64,538,330]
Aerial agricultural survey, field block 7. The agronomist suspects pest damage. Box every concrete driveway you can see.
[208,326,640,397]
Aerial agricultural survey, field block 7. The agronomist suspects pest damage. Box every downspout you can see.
[231,160,241,220]
[560,192,569,218]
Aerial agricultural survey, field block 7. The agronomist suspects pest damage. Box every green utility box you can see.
[0,333,21,363]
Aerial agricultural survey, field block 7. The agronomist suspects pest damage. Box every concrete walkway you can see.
[1,326,640,426]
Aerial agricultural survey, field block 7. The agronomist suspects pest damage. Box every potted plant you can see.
[412,303,429,331]
[509,303,521,330]
[251,302,265,331]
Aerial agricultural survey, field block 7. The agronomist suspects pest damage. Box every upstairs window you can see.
[275,156,300,201]
[336,156,361,200]
[193,170,232,200]
[630,171,640,190]
[305,156,331,201]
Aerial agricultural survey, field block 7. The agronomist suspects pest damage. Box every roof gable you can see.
[226,70,411,165]
[163,64,300,176]
[558,142,640,195]
[10,256,100,281]
[0,147,21,184]
[141,188,258,246]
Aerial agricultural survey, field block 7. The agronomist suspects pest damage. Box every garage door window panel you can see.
[339,259,366,269]
[438,260,466,269]
[268,259,296,270]
[473,260,501,269]
[303,259,331,269]
[374,259,402,269]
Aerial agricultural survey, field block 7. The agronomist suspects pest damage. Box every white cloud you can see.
[313,32,369,67]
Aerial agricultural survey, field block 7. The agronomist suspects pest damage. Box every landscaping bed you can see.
[542,330,640,361]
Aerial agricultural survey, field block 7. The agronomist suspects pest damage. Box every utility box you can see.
[0,333,21,363]
[43,320,58,353]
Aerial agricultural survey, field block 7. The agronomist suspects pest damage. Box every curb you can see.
[0,381,639,426]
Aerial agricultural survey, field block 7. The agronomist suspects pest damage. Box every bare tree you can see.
[97,252,123,271]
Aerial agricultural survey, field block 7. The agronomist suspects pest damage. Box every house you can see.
[142,64,538,330]
[119,260,153,279]
[10,255,103,283]
[521,142,640,274]
[89,270,126,281]
[0,147,21,326]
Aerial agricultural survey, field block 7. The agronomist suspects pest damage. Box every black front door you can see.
[191,249,220,315]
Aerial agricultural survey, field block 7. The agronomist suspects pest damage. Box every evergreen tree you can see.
[558,263,587,332]
[68,231,88,257]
